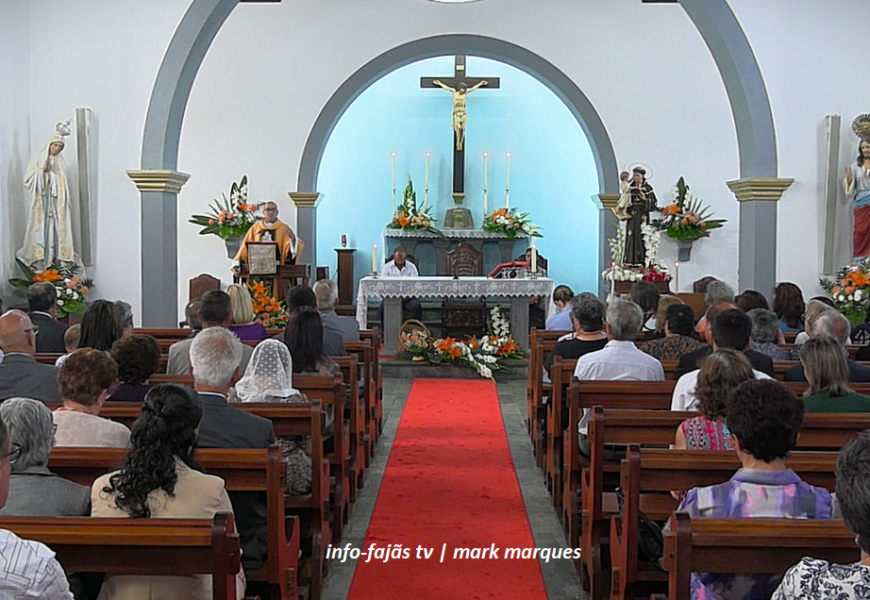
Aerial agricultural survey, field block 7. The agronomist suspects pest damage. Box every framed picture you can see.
[247,241,278,275]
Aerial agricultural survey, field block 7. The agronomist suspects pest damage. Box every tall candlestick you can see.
[483,152,489,215]
[505,152,511,208]
[531,243,537,274]
[372,244,378,275]
[424,152,430,206]
[391,152,397,214]
[609,262,616,304]
[674,261,680,293]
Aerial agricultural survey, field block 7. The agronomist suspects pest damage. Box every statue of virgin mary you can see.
[17,122,77,268]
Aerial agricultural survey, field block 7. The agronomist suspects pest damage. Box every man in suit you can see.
[26,283,67,354]
[191,327,275,571]
[314,278,360,342]
[784,309,870,382]
[0,311,61,403]
[167,290,254,375]
[674,301,774,380]
[284,285,346,356]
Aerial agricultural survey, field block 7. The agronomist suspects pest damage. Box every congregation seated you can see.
[191,327,275,571]
[53,349,131,448]
[0,413,76,597]
[183,298,202,335]
[92,383,246,600]
[114,300,135,337]
[27,281,68,353]
[672,309,773,411]
[230,339,313,495]
[735,288,769,313]
[0,309,61,403]
[78,299,124,353]
[695,280,736,333]
[799,337,870,412]
[793,296,839,347]
[226,283,267,342]
[773,431,870,598]
[641,303,704,360]
[107,334,161,402]
[285,307,341,378]
[574,299,664,456]
[674,349,753,452]
[674,379,833,599]
[642,294,685,342]
[747,308,789,360]
[542,293,607,379]
[675,302,775,381]
[544,284,574,331]
[0,398,89,517]
[167,290,254,375]
[784,309,870,383]
[55,323,81,366]
[630,281,660,337]
[284,285,346,356]
[314,278,360,342]
[773,281,806,334]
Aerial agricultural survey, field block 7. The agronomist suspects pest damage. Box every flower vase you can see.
[225,237,243,260]
[677,240,694,262]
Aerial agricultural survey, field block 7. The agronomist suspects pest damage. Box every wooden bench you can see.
[578,408,869,600]
[611,447,838,600]
[528,330,564,467]
[0,514,242,600]
[545,356,576,508]
[656,514,856,600]
[357,330,382,441]
[345,337,379,460]
[334,355,365,501]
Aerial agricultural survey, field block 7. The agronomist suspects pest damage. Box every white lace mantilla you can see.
[383,228,528,240]
[355,276,554,327]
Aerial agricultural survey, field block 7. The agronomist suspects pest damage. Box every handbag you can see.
[615,487,664,568]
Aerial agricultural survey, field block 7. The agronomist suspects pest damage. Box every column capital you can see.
[592,193,620,210]
[288,191,322,208]
[126,169,190,194]
[726,177,794,202]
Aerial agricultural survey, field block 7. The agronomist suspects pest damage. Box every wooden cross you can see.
[421,55,500,195]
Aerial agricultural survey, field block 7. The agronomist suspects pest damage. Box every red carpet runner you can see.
[346,379,547,600]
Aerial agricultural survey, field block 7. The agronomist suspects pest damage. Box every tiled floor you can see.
[320,378,585,600]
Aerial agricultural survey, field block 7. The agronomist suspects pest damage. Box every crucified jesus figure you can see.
[431,79,488,151]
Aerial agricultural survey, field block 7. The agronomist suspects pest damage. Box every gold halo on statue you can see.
[852,114,870,139]
[628,162,653,180]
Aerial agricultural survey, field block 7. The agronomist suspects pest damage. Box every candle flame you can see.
[425,152,431,157]
[506,152,512,158]
[483,152,489,158]
[390,152,396,157]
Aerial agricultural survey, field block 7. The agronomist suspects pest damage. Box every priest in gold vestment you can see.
[232,201,304,272]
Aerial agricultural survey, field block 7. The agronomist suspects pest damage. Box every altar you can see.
[356,275,555,355]
[383,228,530,275]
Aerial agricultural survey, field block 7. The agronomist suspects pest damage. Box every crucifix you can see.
[421,56,500,225]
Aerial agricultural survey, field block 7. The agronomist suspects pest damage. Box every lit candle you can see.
[425,152,430,205]
[483,152,489,215]
[674,261,681,293]
[372,244,378,274]
[505,152,511,208]
[531,243,537,274]
[391,152,397,213]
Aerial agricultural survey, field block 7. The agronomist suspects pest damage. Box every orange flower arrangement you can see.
[821,258,870,328]
[248,281,289,328]
[33,269,62,283]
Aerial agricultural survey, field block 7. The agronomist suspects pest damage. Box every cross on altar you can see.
[421,55,500,196]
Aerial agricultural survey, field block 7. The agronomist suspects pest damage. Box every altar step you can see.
[380,357,529,381]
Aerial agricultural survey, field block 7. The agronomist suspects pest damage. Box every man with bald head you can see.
[232,201,302,273]
[0,311,61,403]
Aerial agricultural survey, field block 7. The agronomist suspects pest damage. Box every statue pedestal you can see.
[444,207,474,229]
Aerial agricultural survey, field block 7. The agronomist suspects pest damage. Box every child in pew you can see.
[91,384,246,600]
[230,339,313,496]
[671,379,834,600]
[773,431,870,598]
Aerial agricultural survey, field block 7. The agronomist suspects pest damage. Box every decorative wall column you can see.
[288,192,321,270]
[726,178,794,295]
[593,193,619,300]
[127,170,190,327]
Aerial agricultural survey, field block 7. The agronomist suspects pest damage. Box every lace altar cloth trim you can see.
[383,228,528,240]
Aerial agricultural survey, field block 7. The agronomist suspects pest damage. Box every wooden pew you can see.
[611,447,838,600]
[48,447,301,600]
[358,330,382,441]
[579,409,868,600]
[657,514,856,600]
[345,338,378,460]
[334,355,365,501]
[0,514,242,600]
[545,356,576,508]
[528,329,563,467]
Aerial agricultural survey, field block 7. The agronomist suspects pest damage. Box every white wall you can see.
[4,0,867,316]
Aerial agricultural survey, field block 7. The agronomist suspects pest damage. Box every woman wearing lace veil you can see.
[229,339,312,495]
[18,122,77,268]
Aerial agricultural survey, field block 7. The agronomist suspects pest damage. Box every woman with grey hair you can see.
[773,430,870,598]
[747,308,789,360]
[800,337,870,412]
[0,398,90,516]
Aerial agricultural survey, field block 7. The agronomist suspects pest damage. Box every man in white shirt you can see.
[0,413,75,598]
[379,247,422,321]
[574,299,664,456]
[671,308,773,411]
